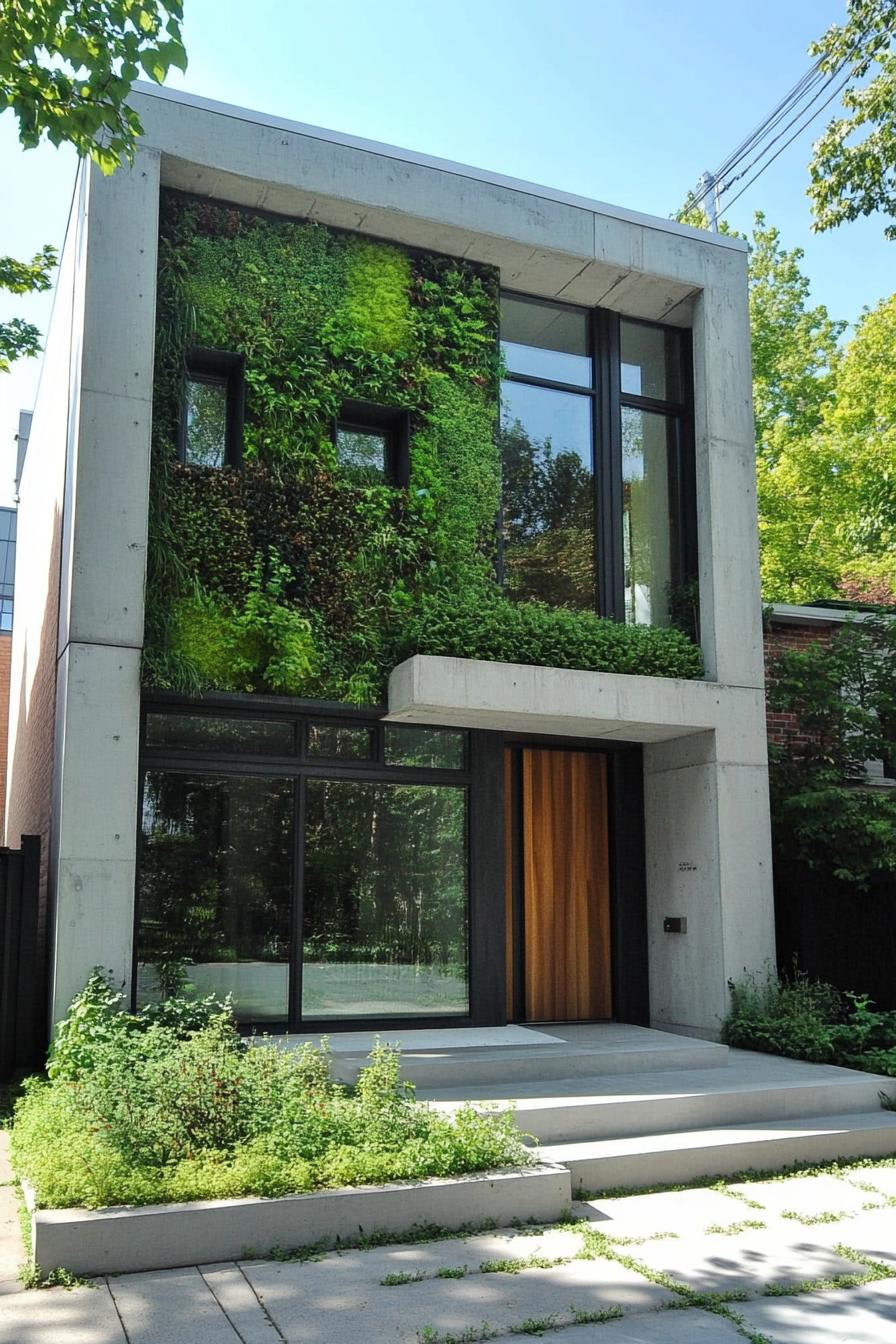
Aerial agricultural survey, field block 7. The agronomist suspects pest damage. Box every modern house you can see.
[6,85,776,1044]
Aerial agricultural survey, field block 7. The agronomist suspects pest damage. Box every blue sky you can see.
[1,0,893,501]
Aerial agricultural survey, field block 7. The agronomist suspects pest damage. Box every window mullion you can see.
[595,309,623,620]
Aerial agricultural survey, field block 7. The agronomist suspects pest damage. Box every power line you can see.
[717,67,855,217]
[680,29,872,225]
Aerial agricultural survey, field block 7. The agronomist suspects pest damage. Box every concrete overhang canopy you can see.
[130,84,747,326]
[387,655,750,745]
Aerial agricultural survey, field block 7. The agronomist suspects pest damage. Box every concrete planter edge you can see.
[28,1162,573,1277]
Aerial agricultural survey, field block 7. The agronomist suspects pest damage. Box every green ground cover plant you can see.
[10,973,529,1211]
[722,965,896,1079]
[145,193,701,702]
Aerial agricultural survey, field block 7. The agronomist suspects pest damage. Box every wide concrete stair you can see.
[414,1028,896,1193]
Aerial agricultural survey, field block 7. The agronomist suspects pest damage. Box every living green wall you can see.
[145,192,701,701]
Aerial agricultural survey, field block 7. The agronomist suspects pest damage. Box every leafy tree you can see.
[0,0,187,370]
[808,0,896,240]
[767,616,896,885]
[749,214,845,455]
[0,245,57,372]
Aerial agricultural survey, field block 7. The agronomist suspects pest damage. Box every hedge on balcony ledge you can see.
[395,590,704,681]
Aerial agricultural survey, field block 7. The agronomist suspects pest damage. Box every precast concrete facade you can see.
[8,85,774,1037]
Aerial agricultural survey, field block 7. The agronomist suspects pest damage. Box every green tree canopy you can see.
[808,0,896,240]
[0,0,187,370]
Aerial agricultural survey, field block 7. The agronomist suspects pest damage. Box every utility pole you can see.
[698,171,721,231]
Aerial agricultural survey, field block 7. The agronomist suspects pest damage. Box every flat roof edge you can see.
[131,83,747,255]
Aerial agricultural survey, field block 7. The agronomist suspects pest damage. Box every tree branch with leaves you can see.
[0,0,188,370]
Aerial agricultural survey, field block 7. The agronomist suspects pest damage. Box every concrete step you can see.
[537,1110,896,1193]
[426,1059,894,1144]
[330,1029,729,1088]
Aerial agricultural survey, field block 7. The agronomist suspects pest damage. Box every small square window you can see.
[333,400,409,487]
[185,376,228,467]
[180,349,245,468]
[336,426,389,484]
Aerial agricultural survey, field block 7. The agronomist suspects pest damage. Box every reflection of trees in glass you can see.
[499,417,594,609]
[185,378,227,467]
[384,726,465,769]
[137,772,293,996]
[303,780,468,977]
[622,408,671,626]
[335,428,386,485]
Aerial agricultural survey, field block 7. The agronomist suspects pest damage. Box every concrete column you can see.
[691,248,765,691]
[642,692,775,1040]
[48,149,160,1024]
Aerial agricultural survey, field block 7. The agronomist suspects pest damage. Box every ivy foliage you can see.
[146,193,701,702]
[767,615,896,885]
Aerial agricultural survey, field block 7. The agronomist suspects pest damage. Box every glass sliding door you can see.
[301,779,469,1018]
[137,771,294,1022]
[136,710,473,1027]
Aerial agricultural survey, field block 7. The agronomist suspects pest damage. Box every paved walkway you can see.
[2,1156,896,1342]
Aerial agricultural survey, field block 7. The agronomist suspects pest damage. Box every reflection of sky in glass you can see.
[502,340,592,387]
[621,362,642,396]
[501,380,592,467]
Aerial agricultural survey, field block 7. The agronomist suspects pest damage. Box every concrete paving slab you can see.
[0,1132,23,1296]
[201,1263,285,1341]
[0,1181,22,1294]
[574,1186,743,1236]
[629,1227,868,1296]
[738,1279,896,1343]
[238,1227,584,1291]
[804,1206,896,1267]
[0,1280,126,1344]
[490,1307,745,1343]
[844,1164,896,1200]
[244,1253,674,1342]
[108,1266,244,1343]
[726,1173,881,1220]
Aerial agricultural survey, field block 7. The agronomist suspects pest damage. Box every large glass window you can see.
[302,780,468,1018]
[622,408,675,627]
[137,772,294,1022]
[500,296,596,610]
[137,709,473,1027]
[500,296,694,629]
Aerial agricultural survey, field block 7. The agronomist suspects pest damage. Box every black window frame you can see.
[180,348,246,470]
[333,399,411,488]
[134,695,481,1033]
[500,295,696,625]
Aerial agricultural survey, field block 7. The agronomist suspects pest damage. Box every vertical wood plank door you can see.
[521,748,611,1022]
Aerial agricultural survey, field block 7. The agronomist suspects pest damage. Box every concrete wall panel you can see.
[49,643,142,1020]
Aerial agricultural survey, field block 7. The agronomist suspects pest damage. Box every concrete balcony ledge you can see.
[387,655,765,750]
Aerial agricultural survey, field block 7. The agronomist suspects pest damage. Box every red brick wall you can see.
[0,631,11,838]
[5,506,62,924]
[764,621,838,749]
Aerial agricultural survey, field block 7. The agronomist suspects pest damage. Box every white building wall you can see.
[44,152,160,1021]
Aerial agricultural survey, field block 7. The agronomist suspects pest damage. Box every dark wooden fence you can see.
[775,858,896,1010]
[0,836,45,1080]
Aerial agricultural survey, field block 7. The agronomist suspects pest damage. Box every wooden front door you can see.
[505,748,612,1022]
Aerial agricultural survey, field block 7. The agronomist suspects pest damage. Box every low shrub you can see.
[13,975,529,1211]
[722,965,896,1077]
[396,588,704,680]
